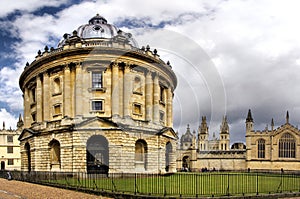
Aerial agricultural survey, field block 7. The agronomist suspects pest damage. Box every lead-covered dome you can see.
[58,14,138,47]
[77,14,118,39]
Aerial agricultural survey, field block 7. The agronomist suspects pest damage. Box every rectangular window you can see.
[133,103,142,115]
[31,88,36,102]
[160,111,165,123]
[31,112,36,122]
[7,135,13,143]
[92,72,102,88]
[7,159,14,165]
[7,146,13,153]
[54,104,61,115]
[92,101,103,111]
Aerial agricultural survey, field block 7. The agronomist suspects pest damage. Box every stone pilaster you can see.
[75,63,83,116]
[64,65,71,117]
[112,62,119,117]
[43,72,50,121]
[145,70,153,121]
[119,66,124,117]
[24,88,30,128]
[123,64,131,118]
[153,73,159,123]
[36,75,43,122]
[166,88,172,127]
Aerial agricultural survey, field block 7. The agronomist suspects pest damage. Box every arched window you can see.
[135,139,147,170]
[53,77,61,94]
[49,140,61,169]
[86,135,109,174]
[257,139,265,158]
[182,156,190,171]
[279,133,296,158]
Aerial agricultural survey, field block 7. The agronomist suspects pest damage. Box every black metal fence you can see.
[1,170,300,198]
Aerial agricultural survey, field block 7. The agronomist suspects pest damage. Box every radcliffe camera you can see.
[0,1,300,199]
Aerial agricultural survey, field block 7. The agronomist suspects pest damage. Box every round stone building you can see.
[18,14,177,173]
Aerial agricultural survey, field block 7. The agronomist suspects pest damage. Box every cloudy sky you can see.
[0,0,300,144]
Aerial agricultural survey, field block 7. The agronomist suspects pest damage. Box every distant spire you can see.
[246,109,253,122]
[199,116,208,134]
[220,115,229,133]
[286,111,289,124]
[271,118,274,131]
[17,114,24,129]
[2,121,5,130]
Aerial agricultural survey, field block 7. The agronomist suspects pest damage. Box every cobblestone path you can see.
[0,178,109,199]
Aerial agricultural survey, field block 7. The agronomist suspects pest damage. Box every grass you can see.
[41,172,300,197]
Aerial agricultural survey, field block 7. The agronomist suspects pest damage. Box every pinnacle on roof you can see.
[246,109,253,122]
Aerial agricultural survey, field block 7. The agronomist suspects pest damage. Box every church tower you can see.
[219,116,230,150]
[197,116,209,151]
[246,109,254,133]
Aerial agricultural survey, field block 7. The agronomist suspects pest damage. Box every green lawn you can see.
[41,172,300,197]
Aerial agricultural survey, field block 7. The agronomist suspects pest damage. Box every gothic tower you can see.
[219,115,230,150]
[197,116,209,151]
[245,109,254,161]
[246,109,254,133]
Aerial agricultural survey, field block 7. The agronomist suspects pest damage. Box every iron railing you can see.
[1,171,300,198]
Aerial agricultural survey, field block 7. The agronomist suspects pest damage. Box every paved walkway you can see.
[0,178,109,199]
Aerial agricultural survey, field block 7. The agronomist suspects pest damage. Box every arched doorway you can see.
[49,139,61,170]
[135,139,148,171]
[0,161,5,170]
[165,142,172,172]
[86,135,109,174]
[182,156,190,172]
[25,142,31,172]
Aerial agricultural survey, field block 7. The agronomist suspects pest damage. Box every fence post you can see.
[227,173,230,196]
[134,173,137,195]
[256,173,259,195]
[164,174,167,196]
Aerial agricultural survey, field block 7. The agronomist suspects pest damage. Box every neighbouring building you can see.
[177,110,300,172]
[0,116,23,171]
[18,14,177,173]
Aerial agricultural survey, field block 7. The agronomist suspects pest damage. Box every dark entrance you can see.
[182,156,190,172]
[86,135,109,174]
[25,142,31,172]
[165,142,172,172]
[0,161,5,170]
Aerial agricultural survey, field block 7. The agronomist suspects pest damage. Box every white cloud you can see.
[1,0,300,142]
[0,108,18,130]
[0,0,69,17]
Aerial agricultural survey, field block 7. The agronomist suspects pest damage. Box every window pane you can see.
[92,72,102,88]
[279,133,295,158]
[7,146,13,153]
[7,135,13,143]
[92,101,103,111]
[8,159,14,165]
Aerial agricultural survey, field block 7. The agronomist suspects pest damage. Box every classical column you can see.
[123,64,131,118]
[145,70,153,121]
[43,72,50,121]
[153,73,159,123]
[24,88,30,128]
[64,65,71,117]
[75,63,83,116]
[112,62,119,117]
[36,75,43,122]
[166,88,172,127]
[119,65,124,117]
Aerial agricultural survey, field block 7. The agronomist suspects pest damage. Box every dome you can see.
[58,14,138,47]
[77,14,119,39]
